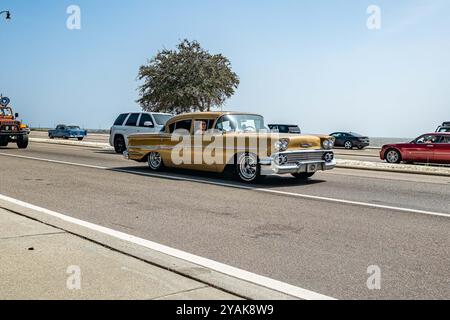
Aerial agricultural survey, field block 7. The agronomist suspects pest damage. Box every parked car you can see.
[380,133,450,164]
[0,96,29,149]
[268,124,301,134]
[110,112,173,153]
[330,132,370,149]
[124,112,336,183]
[48,125,87,141]
[436,121,450,133]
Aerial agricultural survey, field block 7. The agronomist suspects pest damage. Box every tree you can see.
[137,40,239,114]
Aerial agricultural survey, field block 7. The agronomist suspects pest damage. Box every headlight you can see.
[322,139,334,150]
[274,139,289,152]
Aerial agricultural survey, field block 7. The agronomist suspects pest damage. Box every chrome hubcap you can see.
[239,155,257,180]
[148,152,162,169]
[387,151,399,163]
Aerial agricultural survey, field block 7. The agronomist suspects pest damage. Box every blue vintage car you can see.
[48,124,87,141]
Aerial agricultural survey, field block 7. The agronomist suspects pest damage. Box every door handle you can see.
[426,145,434,147]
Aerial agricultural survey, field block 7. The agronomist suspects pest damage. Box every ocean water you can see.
[369,137,413,148]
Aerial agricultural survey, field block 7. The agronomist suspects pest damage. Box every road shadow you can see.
[108,165,326,189]
[93,150,118,155]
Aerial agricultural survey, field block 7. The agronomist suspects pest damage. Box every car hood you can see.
[382,142,413,149]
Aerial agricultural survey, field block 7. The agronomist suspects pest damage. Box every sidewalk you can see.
[0,208,239,300]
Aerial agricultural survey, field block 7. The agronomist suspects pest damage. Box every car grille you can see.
[285,151,325,163]
[0,125,19,132]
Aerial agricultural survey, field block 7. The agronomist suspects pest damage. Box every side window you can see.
[139,114,154,127]
[279,125,288,133]
[215,116,234,132]
[442,136,450,143]
[416,135,434,144]
[114,113,128,126]
[193,119,214,134]
[125,113,139,126]
[174,120,192,134]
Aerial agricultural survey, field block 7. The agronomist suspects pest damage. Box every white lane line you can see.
[0,193,335,300]
[115,169,450,219]
[0,152,108,170]
[2,152,450,219]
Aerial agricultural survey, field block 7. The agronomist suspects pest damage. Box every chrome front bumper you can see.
[259,150,336,176]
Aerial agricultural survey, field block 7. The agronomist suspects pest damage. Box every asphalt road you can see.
[29,131,384,162]
[0,142,449,299]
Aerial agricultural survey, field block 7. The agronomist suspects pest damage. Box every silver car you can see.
[109,112,173,153]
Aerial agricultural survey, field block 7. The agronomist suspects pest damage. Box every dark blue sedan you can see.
[48,124,87,141]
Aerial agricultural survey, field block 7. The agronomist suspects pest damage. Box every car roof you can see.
[426,132,450,135]
[121,112,172,115]
[167,111,262,122]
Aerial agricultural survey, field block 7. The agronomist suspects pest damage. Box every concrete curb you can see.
[336,159,450,177]
[0,197,302,300]
[30,138,112,150]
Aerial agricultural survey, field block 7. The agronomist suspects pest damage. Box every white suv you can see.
[110,112,173,153]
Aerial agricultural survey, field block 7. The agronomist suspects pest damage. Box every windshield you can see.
[153,114,173,126]
[438,127,450,133]
[215,114,267,133]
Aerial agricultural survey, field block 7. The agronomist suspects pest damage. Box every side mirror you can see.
[15,113,19,118]
[143,121,154,127]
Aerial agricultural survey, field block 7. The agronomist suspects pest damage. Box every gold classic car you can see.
[125,112,335,182]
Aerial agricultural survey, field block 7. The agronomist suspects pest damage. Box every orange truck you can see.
[0,96,29,149]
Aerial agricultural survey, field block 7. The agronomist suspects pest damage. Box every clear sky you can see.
[1,0,449,137]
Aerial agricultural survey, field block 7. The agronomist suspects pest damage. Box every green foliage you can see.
[137,40,239,114]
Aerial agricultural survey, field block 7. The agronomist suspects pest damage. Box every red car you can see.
[380,133,450,164]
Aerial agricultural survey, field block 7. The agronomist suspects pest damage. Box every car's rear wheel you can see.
[17,135,29,149]
[77,137,84,141]
[147,152,164,171]
[291,172,315,180]
[344,141,353,149]
[114,135,126,154]
[235,153,262,183]
[49,135,54,139]
[385,149,401,164]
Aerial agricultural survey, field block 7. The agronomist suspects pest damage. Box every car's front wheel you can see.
[235,153,262,183]
[385,149,402,164]
[77,137,84,141]
[17,135,29,149]
[147,152,164,171]
[291,172,315,180]
[0,137,8,147]
[114,135,126,154]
